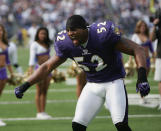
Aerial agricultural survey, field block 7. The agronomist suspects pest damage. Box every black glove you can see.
[15,82,31,99]
[136,67,150,97]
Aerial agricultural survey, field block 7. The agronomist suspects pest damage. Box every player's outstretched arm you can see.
[115,37,150,97]
[115,37,146,68]
[15,55,66,99]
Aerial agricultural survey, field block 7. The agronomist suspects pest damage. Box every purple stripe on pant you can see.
[0,67,8,80]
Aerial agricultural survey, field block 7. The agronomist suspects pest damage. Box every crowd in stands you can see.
[0,0,160,44]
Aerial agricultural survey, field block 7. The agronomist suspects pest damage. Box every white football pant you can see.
[73,79,128,126]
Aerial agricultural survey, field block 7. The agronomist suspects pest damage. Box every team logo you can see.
[114,26,121,35]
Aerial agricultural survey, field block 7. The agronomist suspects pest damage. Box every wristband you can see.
[20,82,31,92]
[137,67,147,82]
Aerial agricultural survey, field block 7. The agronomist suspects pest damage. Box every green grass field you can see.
[0,47,161,131]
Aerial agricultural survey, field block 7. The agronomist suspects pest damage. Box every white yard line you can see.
[0,99,77,104]
[0,94,160,105]
[1,114,161,121]
[3,88,75,94]
[0,92,160,108]
[0,95,160,108]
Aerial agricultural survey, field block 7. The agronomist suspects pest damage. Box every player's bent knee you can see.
[115,122,132,131]
[72,122,87,131]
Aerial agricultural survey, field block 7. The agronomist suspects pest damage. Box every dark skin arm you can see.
[115,37,146,68]
[27,55,67,86]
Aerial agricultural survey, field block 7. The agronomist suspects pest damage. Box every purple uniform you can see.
[141,40,154,68]
[54,21,125,83]
[0,67,7,80]
[0,48,10,80]
[141,40,154,53]
[0,48,10,65]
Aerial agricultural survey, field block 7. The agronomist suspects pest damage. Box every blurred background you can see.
[0,0,161,130]
[0,0,160,45]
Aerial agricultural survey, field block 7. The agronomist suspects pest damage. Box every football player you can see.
[15,15,150,131]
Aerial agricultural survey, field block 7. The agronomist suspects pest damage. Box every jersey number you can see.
[74,55,107,72]
[56,30,66,41]
[97,21,107,33]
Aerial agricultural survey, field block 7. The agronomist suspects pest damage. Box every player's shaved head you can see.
[66,15,88,30]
